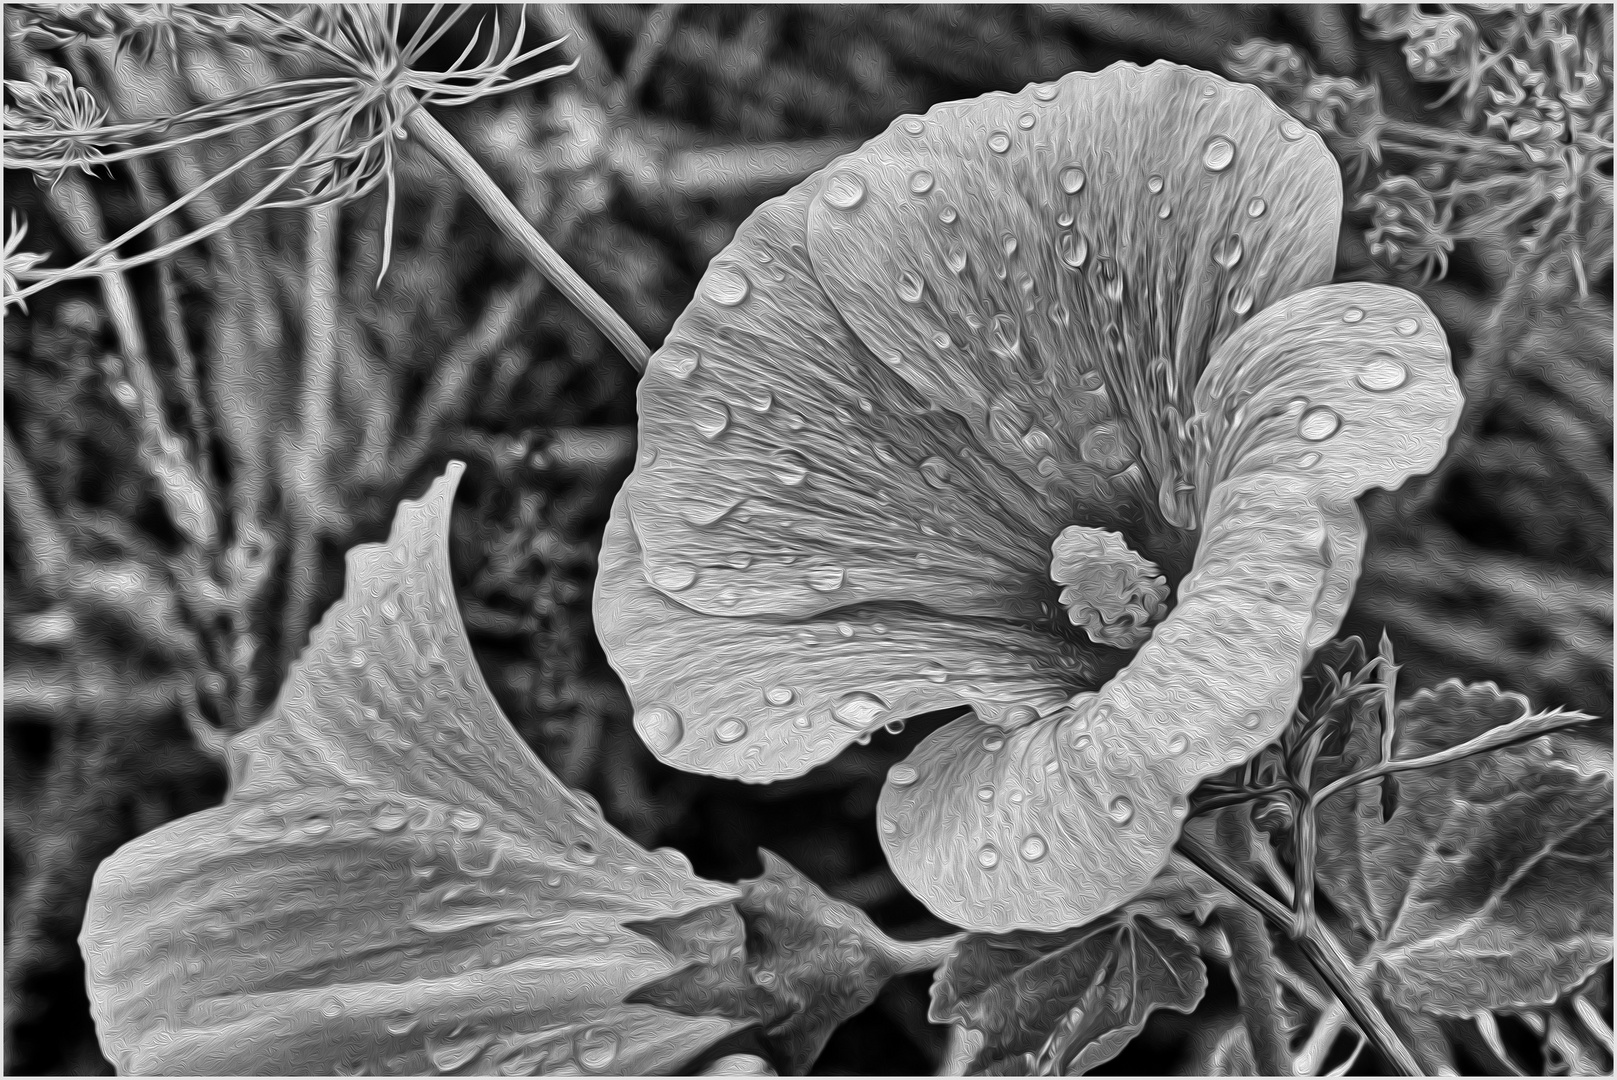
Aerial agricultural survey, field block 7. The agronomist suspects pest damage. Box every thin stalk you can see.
[400,102,652,371]
[880,934,964,976]
[1173,836,1424,1077]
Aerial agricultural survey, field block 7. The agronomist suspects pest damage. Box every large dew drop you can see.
[806,567,846,592]
[822,171,867,210]
[715,717,748,744]
[648,562,698,593]
[659,344,701,379]
[639,704,683,753]
[694,400,731,440]
[909,169,935,195]
[1107,796,1135,825]
[897,271,926,304]
[770,450,810,486]
[765,685,796,706]
[890,763,919,787]
[919,456,953,489]
[1059,164,1087,194]
[1356,354,1409,392]
[988,131,1011,153]
[1246,196,1268,218]
[1211,234,1244,270]
[977,844,1001,869]
[705,267,750,307]
[832,691,888,728]
[1146,174,1164,194]
[1202,135,1236,172]
[1020,834,1047,861]
[1058,231,1089,269]
[1298,406,1342,441]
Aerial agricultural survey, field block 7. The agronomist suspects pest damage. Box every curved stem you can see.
[881,933,964,976]
[1173,836,1424,1077]
[401,103,652,372]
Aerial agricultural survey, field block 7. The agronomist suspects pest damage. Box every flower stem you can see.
[1173,835,1424,1077]
[880,933,964,976]
[400,103,652,372]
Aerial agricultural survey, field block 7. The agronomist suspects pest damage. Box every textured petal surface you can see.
[880,284,1460,932]
[81,464,746,1075]
[598,492,1120,781]
[805,60,1341,558]
[625,186,1071,627]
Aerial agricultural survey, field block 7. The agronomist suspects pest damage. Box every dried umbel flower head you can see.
[595,62,1462,933]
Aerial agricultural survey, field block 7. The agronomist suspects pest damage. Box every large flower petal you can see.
[598,491,1121,781]
[805,60,1341,558]
[81,465,748,1074]
[624,185,1073,627]
[878,284,1460,932]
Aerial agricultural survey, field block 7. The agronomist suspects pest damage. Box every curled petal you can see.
[82,465,746,1074]
[880,284,1460,932]
[598,493,1118,782]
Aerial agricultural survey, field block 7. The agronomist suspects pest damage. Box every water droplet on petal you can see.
[1247,196,1269,218]
[1146,174,1164,194]
[792,715,812,730]
[1343,306,1365,323]
[1059,165,1087,194]
[902,117,926,135]
[1202,135,1236,171]
[884,718,907,735]
[715,718,748,744]
[1057,231,1089,269]
[1018,112,1036,130]
[705,267,750,306]
[1004,704,1039,725]
[371,802,409,833]
[1240,712,1263,729]
[648,562,697,592]
[639,705,683,753]
[1072,731,1093,751]
[836,622,855,638]
[822,171,866,210]
[1167,733,1189,755]
[1357,354,1409,392]
[807,567,846,592]
[660,344,701,378]
[893,270,927,304]
[1034,83,1059,102]
[765,686,796,707]
[694,400,731,439]
[1158,203,1172,220]
[1298,451,1322,468]
[384,1012,418,1036]
[832,691,888,728]
[977,844,1001,869]
[988,131,1011,153]
[1211,234,1244,269]
[1299,406,1342,441]
[919,456,953,489]
[576,1028,620,1073]
[890,763,919,787]
[770,450,810,486]
[1230,287,1254,315]
[1108,796,1135,825]
[1394,317,1420,336]
[1280,117,1306,140]
[990,312,1021,356]
[939,205,958,225]
[449,808,484,833]
[982,734,1005,752]
[908,169,935,195]
[1020,835,1047,861]
[921,663,950,684]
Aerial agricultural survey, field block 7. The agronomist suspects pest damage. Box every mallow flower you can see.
[595,61,1463,933]
[80,466,752,1075]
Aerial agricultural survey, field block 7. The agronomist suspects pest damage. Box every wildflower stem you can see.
[879,933,964,975]
[1173,836,1424,1076]
[400,103,653,372]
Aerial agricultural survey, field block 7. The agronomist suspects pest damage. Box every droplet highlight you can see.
[806,567,846,592]
[988,131,1011,153]
[659,344,701,379]
[1298,406,1342,441]
[1246,196,1268,217]
[648,562,697,593]
[1017,112,1036,130]
[1357,354,1409,391]
[1057,231,1089,269]
[705,267,750,307]
[909,170,934,195]
[822,171,866,210]
[1394,317,1420,336]
[694,400,731,439]
[1058,165,1087,194]
[977,844,1001,869]
[1020,835,1047,861]
[982,734,1005,752]
[715,718,748,744]
[1343,306,1365,323]
[890,763,919,787]
[1146,174,1164,194]
[1202,135,1236,172]
[1107,796,1135,824]
[639,705,683,753]
[1211,234,1244,270]
[831,691,888,728]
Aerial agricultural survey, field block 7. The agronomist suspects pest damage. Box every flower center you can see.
[1049,526,1170,649]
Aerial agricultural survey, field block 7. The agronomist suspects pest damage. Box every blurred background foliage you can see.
[3,4,1610,1074]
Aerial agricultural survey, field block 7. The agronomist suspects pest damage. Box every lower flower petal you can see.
[597,492,1118,781]
[80,464,748,1074]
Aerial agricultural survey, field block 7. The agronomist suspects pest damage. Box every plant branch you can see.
[400,102,651,371]
[879,934,963,977]
[1173,836,1424,1076]
[1310,706,1599,810]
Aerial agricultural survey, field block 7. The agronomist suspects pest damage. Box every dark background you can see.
[4,5,1610,1074]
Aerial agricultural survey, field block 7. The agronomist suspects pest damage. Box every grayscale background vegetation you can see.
[4,4,1611,1074]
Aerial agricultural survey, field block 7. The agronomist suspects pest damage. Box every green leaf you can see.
[79,462,752,1075]
[1315,680,1613,1016]
[931,899,1206,1074]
